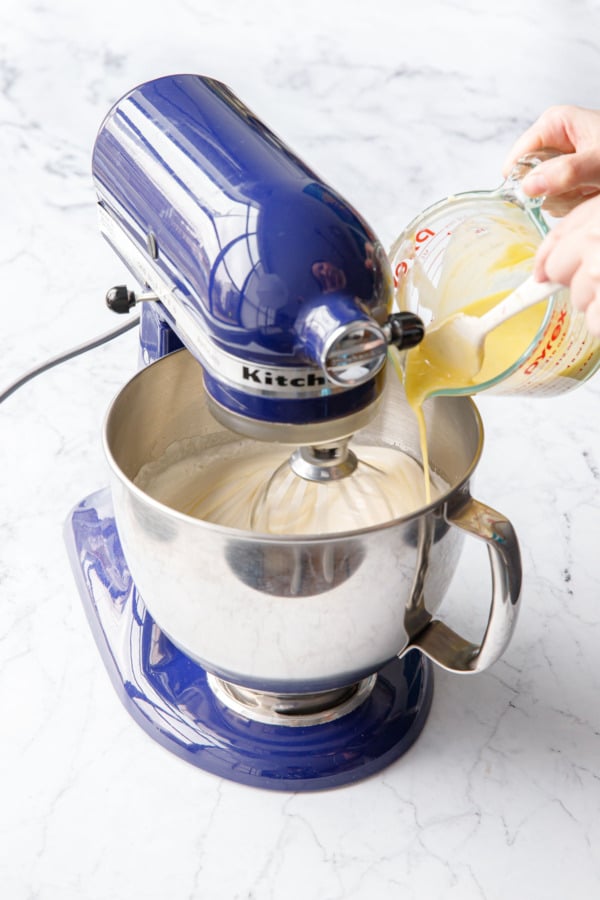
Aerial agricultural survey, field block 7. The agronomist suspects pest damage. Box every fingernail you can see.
[523,173,549,196]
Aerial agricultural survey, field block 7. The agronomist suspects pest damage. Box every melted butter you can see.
[404,289,547,412]
[490,241,536,269]
[400,241,547,500]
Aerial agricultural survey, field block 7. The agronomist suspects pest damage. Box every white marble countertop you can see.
[2,1,600,897]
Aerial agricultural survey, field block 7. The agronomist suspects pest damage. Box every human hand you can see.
[502,105,600,217]
[533,193,600,336]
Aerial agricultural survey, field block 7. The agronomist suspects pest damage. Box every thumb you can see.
[520,151,600,198]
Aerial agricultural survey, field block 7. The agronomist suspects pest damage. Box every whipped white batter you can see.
[134,437,446,535]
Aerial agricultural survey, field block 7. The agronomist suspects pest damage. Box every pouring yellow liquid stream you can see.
[400,245,547,502]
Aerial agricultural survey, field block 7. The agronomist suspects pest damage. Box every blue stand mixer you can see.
[65,74,520,790]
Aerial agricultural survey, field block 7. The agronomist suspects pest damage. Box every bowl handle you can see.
[405,497,522,673]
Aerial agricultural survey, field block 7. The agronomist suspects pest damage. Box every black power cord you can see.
[0,314,140,405]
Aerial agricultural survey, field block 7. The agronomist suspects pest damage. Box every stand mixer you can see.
[65,74,522,790]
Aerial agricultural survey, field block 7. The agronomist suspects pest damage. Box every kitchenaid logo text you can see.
[242,366,327,388]
[523,309,567,375]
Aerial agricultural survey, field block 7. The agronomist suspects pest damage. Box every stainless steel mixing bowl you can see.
[103,348,521,695]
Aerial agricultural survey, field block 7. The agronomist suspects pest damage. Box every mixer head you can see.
[93,74,423,446]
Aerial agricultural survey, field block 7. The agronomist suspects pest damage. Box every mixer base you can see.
[65,488,434,792]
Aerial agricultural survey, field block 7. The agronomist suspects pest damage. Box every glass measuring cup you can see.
[389,152,600,398]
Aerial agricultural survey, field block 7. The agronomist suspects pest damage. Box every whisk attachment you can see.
[249,439,399,534]
[137,434,438,536]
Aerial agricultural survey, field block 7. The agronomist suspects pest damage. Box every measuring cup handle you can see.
[406,497,522,673]
[501,148,563,209]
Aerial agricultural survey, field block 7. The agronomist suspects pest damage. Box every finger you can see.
[521,151,600,200]
[569,260,598,313]
[502,106,579,175]
[532,227,564,281]
[537,196,600,270]
[534,224,586,286]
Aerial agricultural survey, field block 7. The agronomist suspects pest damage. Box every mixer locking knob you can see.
[106,285,136,314]
[384,312,425,349]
